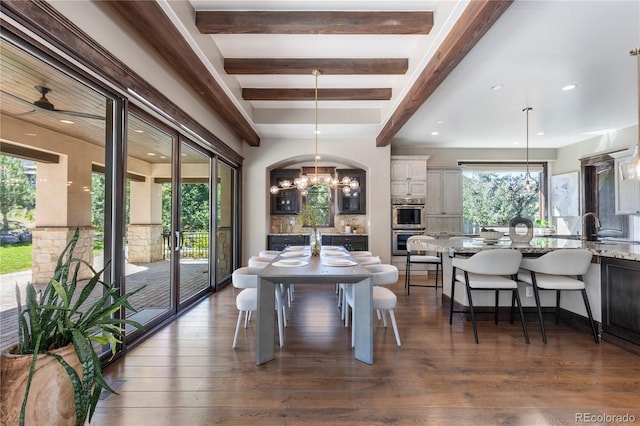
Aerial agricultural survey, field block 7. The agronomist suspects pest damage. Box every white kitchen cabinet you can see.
[391,159,427,181]
[390,180,427,197]
[426,168,462,215]
[390,155,428,197]
[425,216,463,235]
[614,156,640,215]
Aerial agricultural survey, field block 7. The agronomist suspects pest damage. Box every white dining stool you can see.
[344,264,401,347]
[231,267,286,348]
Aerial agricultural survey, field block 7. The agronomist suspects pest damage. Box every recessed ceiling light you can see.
[24,133,37,137]
[59,119,74,124]
[436,120,444,125]
[562,84,577,91]
[490,84,503,91]
[147,152,156,156]
[536,132,545,136]
[431,131,439,136]
[134,129,144,134]
[512,142,519,146]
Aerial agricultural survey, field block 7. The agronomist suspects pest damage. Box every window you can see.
[303,184,333,227]
[460,162,547,232]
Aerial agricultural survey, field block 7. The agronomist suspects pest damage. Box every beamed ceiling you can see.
[1,1,638,155]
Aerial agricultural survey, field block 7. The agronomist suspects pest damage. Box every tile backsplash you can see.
[271,215,367,234]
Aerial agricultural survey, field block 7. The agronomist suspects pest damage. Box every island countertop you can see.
[423,237,640,262]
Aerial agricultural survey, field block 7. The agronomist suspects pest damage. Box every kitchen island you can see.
[422,237,640,348]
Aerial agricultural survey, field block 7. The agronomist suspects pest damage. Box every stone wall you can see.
[127,224,164,263]
[31,227,94,284]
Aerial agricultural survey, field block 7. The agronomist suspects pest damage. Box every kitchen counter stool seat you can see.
[516,249,598,344]
[449,249,529,344]
[405,235,442,294]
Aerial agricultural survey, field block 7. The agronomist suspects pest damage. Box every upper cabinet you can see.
[426,168,463,215]
[614,156,640,215]
[390,156,428,197]
[270,169,300,215]
[337,169,366,214]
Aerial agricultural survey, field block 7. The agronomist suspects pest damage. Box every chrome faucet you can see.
[581,212,601,241]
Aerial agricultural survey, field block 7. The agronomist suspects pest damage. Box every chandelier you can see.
[620,47,640,180]
[522,106,537,191]
[269,69,359,197]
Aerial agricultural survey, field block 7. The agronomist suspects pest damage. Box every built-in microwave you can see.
[392,197,425,230]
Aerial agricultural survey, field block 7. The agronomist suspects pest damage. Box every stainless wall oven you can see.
[392,197,425,230]
[392,230,425,255]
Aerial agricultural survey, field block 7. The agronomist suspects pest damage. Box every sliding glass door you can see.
[178,140,212,304]
[124,113,174,329]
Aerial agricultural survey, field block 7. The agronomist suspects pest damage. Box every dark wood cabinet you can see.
[270,169,300,215]
[324,235,368,251]
[268,234,310,251]
[336,169,365,214]
[601,257,640,346]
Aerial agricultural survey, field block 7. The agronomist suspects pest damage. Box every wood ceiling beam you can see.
[196,11,433,35]
[107,1,260,146]
[225,58,408,75]
[242,88,392,101]
[376,0,514,147]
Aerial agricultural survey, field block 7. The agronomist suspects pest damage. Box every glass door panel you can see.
[216,160,235,287]
[124,114,174,328]
[179,142,211,303]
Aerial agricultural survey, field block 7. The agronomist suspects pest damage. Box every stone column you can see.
[32,154,94,283]
[127,178,163,263]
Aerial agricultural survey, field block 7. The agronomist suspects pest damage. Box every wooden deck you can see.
[0,259,209,353]
[90,275,639,426]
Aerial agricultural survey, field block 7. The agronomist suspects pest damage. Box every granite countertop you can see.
[423,237,640,262]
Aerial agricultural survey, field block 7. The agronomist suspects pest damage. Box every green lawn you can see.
[0,243,32,274]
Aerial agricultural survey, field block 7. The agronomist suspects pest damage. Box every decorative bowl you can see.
[480,230,504,241]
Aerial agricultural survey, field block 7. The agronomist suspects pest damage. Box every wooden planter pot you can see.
[1,344,81,426]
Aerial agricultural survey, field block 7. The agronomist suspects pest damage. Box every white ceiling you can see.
[163,0,639,151]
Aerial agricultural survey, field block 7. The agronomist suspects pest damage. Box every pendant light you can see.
[522,106,536,191]
[269,70,359,196]
[622,47,640,180]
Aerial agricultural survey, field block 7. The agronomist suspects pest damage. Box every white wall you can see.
[243,138,391,264]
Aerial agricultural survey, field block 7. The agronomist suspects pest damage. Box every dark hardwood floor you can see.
[95,275,639,425]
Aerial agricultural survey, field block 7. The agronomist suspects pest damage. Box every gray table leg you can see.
[256,278,276,365]
[352,277,373,364]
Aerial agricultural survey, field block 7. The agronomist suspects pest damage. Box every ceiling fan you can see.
[1,85,105,120]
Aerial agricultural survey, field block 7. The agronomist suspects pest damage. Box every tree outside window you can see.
[303,185,332,227]
[463,171,541,231]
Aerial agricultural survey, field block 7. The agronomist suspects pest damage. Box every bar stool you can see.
[449,249,529,344]
[405,235,442,294]
[516,249,599,344]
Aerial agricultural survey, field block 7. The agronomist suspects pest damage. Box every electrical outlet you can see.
[525,287,533,298]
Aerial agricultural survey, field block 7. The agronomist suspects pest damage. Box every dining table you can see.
[256,245,374,365]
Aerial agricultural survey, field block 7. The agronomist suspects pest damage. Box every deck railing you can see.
[162,231,209,259]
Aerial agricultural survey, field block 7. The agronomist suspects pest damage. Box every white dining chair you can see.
[449,249,529,344]
[405,235,442,295]
[259,250,281,260]
[231,266,287,348]
[516,249,599,344]
[249,255,293,310]
[350,251,373,258]
[338,255,381,313]
[344,264,401,347]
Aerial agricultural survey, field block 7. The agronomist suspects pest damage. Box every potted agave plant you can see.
[0,228,144,426]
